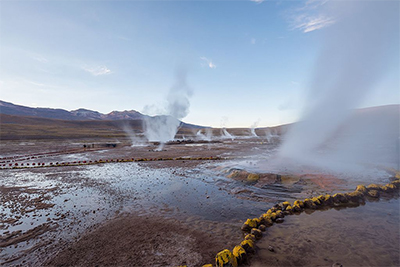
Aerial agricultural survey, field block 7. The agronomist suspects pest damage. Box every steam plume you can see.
[143,69,193,149]
[279,1,399,173]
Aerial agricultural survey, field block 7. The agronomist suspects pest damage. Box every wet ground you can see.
[0,137,399,266]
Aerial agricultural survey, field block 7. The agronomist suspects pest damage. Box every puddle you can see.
[252,198,400,267]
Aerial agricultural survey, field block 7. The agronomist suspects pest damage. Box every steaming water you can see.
[279,1,399,176]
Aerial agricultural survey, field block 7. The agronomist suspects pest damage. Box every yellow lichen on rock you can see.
[233,245,247,265]
[240,239,255,254]
[282,201,291,209]
[311,197,322,205]
[332,193,348,203]
[241,218,260,231]
[355,185,368,194]
[345,191,364,203]
[294,200,304,208]
[367,189,380,198]
[244,234,256,241]
[391,180,400,188]
[215,249,237,267]
[251,228,262,240]
[382,183,396,192]
[247,173,260,182]
[202,264,213,267]
[304,198,317,209]
[285,205,293,212]
[367,184,381,191]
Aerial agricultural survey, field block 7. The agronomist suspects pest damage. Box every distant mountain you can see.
[0,100,144,121]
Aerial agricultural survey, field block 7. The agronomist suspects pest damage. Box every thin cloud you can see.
[251,38,256,44]
[83,65,112,76]
[250,0,265,4]
[200,57,217,69]
[31,54,48,63]
[289,0,335,33]
[294,15,335,33]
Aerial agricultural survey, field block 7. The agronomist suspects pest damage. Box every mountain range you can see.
[0,100,144,121]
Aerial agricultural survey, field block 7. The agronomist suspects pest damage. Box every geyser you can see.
[143,69,193,149]
[279,0,399,174]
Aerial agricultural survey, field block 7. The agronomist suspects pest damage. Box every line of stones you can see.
[0,156,224,170]
[199,174,400,267]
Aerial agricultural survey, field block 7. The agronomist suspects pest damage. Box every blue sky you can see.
[1,0,398,127]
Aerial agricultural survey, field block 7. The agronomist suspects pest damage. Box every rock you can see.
[304,198,317,209]
[332,263,343,267]
[293,200,304,208]
[251,228,263,240]
[367,189,380,198]
[275,218,284,223]
[367,184,381,191]
[240,239,255,254]
[281,201,291,209]
[215,249,237,267]
[332,193,348,204]
[268,245,275,252]
[345,191,364,203]
[355,185,368,194]
[247,173,260,182]
[244,234,256,242]
[258,224,266,232]
[241,218,260,232]
[233,245,247,265]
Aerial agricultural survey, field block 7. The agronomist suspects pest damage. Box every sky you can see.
[0,0,398,128]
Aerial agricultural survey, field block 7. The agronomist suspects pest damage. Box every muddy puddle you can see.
[252,198,400,267]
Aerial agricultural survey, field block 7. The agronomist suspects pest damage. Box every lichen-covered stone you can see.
[215,249,237,267]
[247,173,260,182]
[367,184,381,191]
[345,191,364,203]
[311,197,322,205]
[293,200,304,208]
[292,203,303,212]
[240,239,255,254]
[282,201,291,210]
[355,185,368,194]
[260,214,273,226]
[244,234,256,242]
[367,189,380,198]
[251,228,262,240]
[323,195,334,206]
[391,180,400,189]
[332,193,348,203]
[304,198,317,209]
[382,183,396,192]
[241,218,260,232]
[258,224,267,232]
[275,210,284,218]
[285,205,293,213]
[232,245,247,265]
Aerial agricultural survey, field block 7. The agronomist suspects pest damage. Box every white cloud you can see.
[83,65,112,76]
[289,0,335,33]
[250,0,265,4]
[200,57,217,69]
[294,15,335,33]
